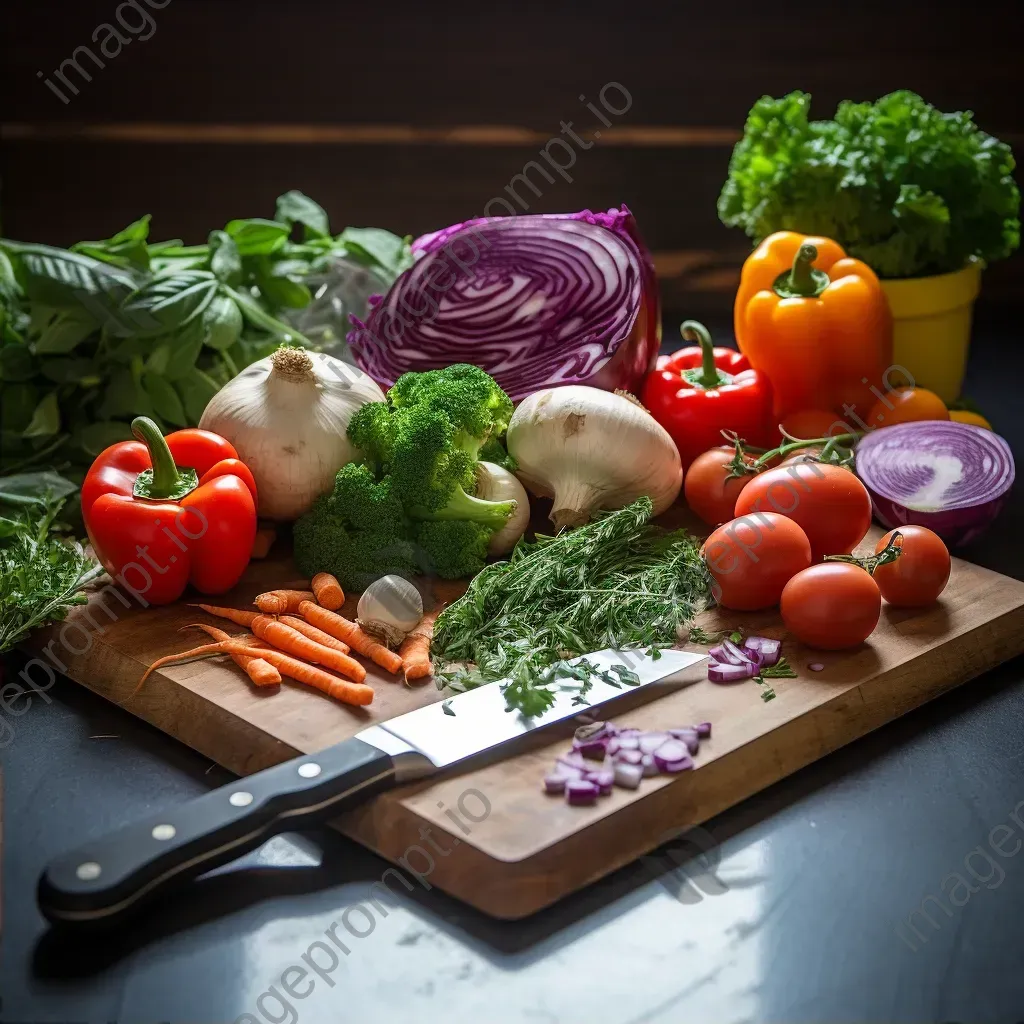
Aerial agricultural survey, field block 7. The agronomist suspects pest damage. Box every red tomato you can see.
[733,463,872,562]
[704,513,812,611]
[684,447,755,526]
[872,526,951,607]
[781,563,881,649]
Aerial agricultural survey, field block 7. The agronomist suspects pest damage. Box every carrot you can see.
[251,527,277,559]
[311,572,345,610]
[137,641,374,706]
[279,615,350,654]
[298,601,403,675]
[192,604,258,628]
[255,589,316,615]
[187,624,281,687]
[246,614,366,683]
[399,609,439,684]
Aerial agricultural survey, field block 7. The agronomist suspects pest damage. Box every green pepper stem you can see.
[680,320,729,389]
[131,416,181,498]
[789,244,819,295]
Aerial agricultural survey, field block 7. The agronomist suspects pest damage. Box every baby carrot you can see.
[298,601,403,675]
[311,572,345,610]
[279,615,350,654]
[255,589,316,615]
[399,609,438,684]
[187,623,281,687]
[192,604,258,628]
[249,614,366,683]
[138,641,374,706]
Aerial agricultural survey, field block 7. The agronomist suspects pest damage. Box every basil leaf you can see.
[0,344,35,382]
[33,309,97,354]
[22,391,60,438]
[108,215,152,246]
[78,420,135,457]
[180,367,220,424]
[253,257,311,310]
[0,469,78,505]
[98,367,153,420]
[275,190,330,240]
[339,228,414,280]
[222,285,310,343]
[145,342,171,375]
[143,372,188,426]
[1,382,39,430]
[209,230,243,286]
[117,270,219,339]
[201,294,244,351]
[224,219,289,255]
[3,241,137,316]
[162,317,205,380]
[40,357,99,385]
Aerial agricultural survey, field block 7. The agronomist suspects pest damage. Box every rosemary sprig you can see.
[431,497,711,716]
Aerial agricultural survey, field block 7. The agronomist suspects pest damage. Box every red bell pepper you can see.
[81,417,258,606]
[641,320,776,469]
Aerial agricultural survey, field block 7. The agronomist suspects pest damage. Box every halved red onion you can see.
[348,208,660,402]
[855,421,1015,546]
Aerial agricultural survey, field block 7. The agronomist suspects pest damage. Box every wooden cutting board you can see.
[23,517,1024,918]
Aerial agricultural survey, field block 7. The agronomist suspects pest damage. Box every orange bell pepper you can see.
[734,231,893,422]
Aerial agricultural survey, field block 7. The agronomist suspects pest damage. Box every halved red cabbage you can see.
[347,207,661,402]
[856,421,1015,546]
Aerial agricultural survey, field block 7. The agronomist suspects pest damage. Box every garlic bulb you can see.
[199,347,384,520]
[507,385,682,531]
[357,574,424,647]
[476,461,530,555]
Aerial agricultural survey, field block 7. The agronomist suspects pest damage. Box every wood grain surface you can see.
[24,518,1024,917]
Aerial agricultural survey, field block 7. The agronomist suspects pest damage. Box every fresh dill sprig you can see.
[0,498,104,655]
[431,497,711,715]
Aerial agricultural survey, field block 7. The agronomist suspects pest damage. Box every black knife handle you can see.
[38,737,395,927]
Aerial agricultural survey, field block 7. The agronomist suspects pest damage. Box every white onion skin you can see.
[507,385,682,531]
[199,348,384,521]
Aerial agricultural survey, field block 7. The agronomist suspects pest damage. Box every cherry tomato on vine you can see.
[872,526,951,607]
[703,513,812,611]
[734,462,872,562]
[781,563,881,649]
[684,447,755,526]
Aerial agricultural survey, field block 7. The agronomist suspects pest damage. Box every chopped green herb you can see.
[432,498,711,715]
[441,698,455,716]
[760,657,797,679]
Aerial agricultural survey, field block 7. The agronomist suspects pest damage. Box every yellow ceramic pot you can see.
[879,261,982,405]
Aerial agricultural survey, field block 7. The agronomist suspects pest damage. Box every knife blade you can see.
[38,647,706,926]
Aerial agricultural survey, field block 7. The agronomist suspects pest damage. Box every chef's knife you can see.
[38,647,706,926]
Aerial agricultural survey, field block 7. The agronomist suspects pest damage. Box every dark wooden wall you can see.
[3,0,1022,321]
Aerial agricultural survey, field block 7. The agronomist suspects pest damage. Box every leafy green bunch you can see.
[0,191,412,480]
[292,364,517,589]
[718,90,1020,278]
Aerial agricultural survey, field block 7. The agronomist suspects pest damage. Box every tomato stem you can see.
[825,532,904,575]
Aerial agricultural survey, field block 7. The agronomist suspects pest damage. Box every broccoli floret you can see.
[479,436,517,473]
[292,464,418,590]
[346,401,395,473]
[389,363,513,443]
[413,520,492,580]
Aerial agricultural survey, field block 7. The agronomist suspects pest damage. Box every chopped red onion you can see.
[574,738,609,761]
[615,748,644,766]
[613,762,644,789]
[808,662,825,672]
[659,753,695,773]
[557,752,590,773]
[652,739,689,771]
[723,639,758,667]
[641,753,659,777]
[708,661,756,683]
[638,732,671,754]
[565,779,600,805]
[615,734,640,751]
[668,727,700,755]
[585,769,615,795]
[543,772,573,794]
[696,722,712,738]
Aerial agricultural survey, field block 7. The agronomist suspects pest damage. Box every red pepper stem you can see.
[680,320,728,389]
[132,416,182,498]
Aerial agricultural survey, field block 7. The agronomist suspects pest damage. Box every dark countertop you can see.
[3,315,1024,1024]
